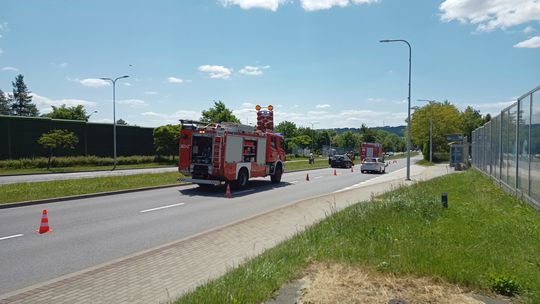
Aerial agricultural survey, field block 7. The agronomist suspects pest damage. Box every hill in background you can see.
[331,126,405,137]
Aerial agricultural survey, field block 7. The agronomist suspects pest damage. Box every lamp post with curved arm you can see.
[100,75,129,170]
[380,39,412,181]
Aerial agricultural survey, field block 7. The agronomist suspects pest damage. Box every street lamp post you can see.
[309,122,317,156]
[100,75,129,170]
[380,39,412,181]
[417,99,435,163]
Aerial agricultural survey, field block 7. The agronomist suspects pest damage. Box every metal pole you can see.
[429,103,433,163]
[380,39,412,180]
[100,76,129,171]
[112,79,117,170]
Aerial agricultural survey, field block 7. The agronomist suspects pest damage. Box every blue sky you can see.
[1,0,539,128]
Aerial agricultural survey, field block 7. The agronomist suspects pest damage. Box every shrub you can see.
[487,274,521,297]
[0,155,177,169]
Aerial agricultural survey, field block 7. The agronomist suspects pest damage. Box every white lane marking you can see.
[315,176,323,179]
[290,180,299,184]
[234,189,256,195]
[0,234,24,241]
[140,203,185,213]
[333,167,407,193]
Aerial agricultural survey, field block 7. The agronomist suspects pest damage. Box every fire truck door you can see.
[179,131,192,170]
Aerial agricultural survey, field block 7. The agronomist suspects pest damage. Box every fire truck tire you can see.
[236,168,249,188]
[271,164,283,183]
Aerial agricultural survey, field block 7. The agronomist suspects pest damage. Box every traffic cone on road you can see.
[37,209,52,234]
[333,169,337,176]
[306,173,310,181]
[224,184,232,198]
[351,166,354,173]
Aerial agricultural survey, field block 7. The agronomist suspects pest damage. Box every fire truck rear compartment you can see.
[191,135,213,165]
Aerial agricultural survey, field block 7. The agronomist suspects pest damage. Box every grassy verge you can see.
[176,170,540,303]
[416,159,435,166]
[285,158,331,171]
[0,172,181,205]
[0,163,176,176]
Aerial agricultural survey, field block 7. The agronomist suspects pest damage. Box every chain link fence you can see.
[471,84,540,208]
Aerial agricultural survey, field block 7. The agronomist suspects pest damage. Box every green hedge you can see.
[0,155,176,169]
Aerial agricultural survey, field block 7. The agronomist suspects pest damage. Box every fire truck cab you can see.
[178,105,286,188]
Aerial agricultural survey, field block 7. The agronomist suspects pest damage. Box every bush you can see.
[0,155,176,169]
[487,274,521,297]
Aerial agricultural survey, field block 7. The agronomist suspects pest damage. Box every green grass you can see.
[416,159,436,166]
[0,163,175,176]
[285,158,331,171]
[0,172,182,205]
[175,170,540,304]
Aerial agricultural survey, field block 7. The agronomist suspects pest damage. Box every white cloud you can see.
[144,91,158,95]
[75,78,110,88]
[167,77,184,84]
[514,36,540,48]
[124,82,133,87]
[51,62,68,68]
[141,110,202,124]
[274,108,406,128]
[30,93,97,113]
[367,98,384,103]
[440,0,540,32]
[300,0,378,11]
[239,65,270,76]
[523,26,535,33]
[118,99,148,108]
[2,66,18,72]
[219,0,286,11]
[315,104,331,109]
[198,65,232,79]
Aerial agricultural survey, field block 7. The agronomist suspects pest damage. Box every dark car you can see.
[330,155,353,168]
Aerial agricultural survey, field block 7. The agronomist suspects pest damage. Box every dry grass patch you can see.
[299,263,503,304]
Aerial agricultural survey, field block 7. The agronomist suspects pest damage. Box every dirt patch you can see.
[297,263,503,304]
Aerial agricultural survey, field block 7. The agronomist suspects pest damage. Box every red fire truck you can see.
[178,105,286,188]
[360,142,383,161]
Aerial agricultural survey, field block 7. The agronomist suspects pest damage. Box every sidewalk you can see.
[0,164,454,304]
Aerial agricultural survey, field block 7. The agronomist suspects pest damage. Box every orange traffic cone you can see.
[37,209,52,234]
[225,184,232,198]
[306,173,310,181]
[351,166,354,173]
[333,169,337,176]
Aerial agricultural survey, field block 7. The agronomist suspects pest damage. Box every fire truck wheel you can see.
[271,165,283,183]
[236,168,249,188]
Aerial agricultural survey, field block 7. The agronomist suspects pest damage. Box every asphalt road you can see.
[0,157,416,295]
[0,167,179,185]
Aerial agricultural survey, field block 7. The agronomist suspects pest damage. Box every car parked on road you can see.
[330,155,354,168]
[360,157,386,174]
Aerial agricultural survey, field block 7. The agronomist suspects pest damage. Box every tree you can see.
[0,89,11,115]
[201,100,240,123]
[153,124,182,160]
[335,131,358,149]
[358,124,377,143]
[275,121,297,140]
[116,119,128,125]
[411,101,462,159]
[42,104,89,121]
[10,74,39,117]
[38,129,79,169]
[461,106,483,143]
[289,135,312,154]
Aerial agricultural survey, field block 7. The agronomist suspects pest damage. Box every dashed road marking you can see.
[315,176,323,179]
[0,234,24,241]
[140,203,185,213]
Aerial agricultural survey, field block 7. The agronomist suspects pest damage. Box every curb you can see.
[0,183,192,209]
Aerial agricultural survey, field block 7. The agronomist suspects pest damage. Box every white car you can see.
[361,157,386,174]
